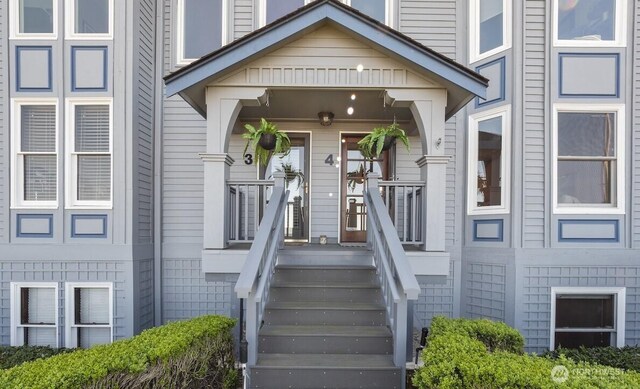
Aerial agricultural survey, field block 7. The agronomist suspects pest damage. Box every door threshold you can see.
[339,242,367,247]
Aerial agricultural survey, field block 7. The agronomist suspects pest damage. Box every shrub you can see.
[0,346,72,370]
[413,316,640,389]
[544,346,640,373]
[0,315,237,389]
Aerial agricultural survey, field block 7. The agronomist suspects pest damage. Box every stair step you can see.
[256,353,395,368]
[264,301,386,326]
[278,249,373,266]
[269,283,382,303]
[271,281,379,288]
[274,266,378,284]
[258,325,393,354]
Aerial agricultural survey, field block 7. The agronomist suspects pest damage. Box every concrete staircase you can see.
[248,248,402,389]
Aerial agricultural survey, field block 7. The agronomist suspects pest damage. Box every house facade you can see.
[1,0,639,380]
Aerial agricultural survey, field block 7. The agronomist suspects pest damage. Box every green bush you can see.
[0,346,72,370]
[413,316,640,389]
[544,346,640,373]
[0,315,237,389]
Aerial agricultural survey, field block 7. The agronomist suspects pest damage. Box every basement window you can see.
[11,283,59,347]
[65,283,113,348]
[551,287,625,350]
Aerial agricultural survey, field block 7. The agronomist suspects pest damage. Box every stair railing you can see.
[235,172,289,365]
[364,173,421,372]
[226,179,275,242]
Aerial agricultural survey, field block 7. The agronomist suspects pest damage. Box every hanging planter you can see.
[242,118,291,166]
[357,122,410,158]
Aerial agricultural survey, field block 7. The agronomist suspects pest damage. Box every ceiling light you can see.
[356,64,364,72]
[318,111,335,126]
[351,94,356,100]
[347,107,354,115]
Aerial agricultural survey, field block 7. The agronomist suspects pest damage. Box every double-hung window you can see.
[176,0,225,64]
[345,0,391,26]
[553,105,625,214]
[65,0,114,39]
[10,283,59,348]
[65,283,113,348]
[11,99,59,208]
[66,99,112,208]
[10,0,58,39]
[553,0,626,46]
[469,0,511,63]
[260,0,305,26]
[551,287,625,350]
[467,106,511,214]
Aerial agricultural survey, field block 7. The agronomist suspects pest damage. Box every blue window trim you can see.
[16,214,54,238]
[558,53,620,98]
[558,219,619,243]
[472,219,504,242]
[71,214,108,238]
[16,46,53,92]
[475,57,506,108]
[71,46,108,92]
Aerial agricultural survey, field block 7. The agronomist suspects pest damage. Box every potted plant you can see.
[242,118,291,166]
[276,162,305,189]
[357,122,410,158]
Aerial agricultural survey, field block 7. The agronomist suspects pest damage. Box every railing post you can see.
[273,171,286,188]
[200,153,234,249]
[246,294,258,365]
[367,172,380,191]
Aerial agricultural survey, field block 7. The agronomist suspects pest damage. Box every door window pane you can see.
[477,116,502,207]
[351,0,386,23]
[183,0,222,59]
[479,0,504,54]
[75,0,109,34]
[558,0,615,42]
[266,0,304,24]
[20,0,54,34]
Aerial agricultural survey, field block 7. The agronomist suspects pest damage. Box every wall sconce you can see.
[318,111,334,126]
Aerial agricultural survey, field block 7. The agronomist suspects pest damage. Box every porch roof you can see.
[164,0,488,119]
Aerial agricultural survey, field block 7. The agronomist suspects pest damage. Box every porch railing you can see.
[379,180,425,244]
[364,173,421,380]
[227,180,274,243]
[235,173,289,366]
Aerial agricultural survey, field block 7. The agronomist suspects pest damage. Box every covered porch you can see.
[164,1,486,387]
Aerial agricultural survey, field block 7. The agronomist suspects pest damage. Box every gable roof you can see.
[164,0,488,118]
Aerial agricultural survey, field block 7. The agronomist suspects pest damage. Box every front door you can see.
[266,133,310,242]
[340,135,390,243]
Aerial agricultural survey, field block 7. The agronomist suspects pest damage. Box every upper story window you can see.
[554,0,626,46]
[10,283,59,348]
[260,0,305,26]
[551,287,625,350]
[467,106,511,215]
[469,0,511,63]
[65,0,114,39]
[177,0,225,64]
[66,99,112,208]
[10,0,58,39]
[11,99,59,209]
[65,283,113,348]
[553,104,625,214]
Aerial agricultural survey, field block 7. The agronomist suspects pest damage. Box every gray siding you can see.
[233,0,255,40]
[522,0,546,248]
[0,0,6,242]
[465,262,506,321]
[398,0,457,59]
[162,258,234,322]
[134,0,156,244]
[0,260,130,345]
[634,0,640,248]
[521,265,640,353]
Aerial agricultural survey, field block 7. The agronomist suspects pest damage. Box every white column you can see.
[417,155,451,252]
[200,153,234,249]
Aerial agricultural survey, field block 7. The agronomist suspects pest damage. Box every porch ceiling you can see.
[164,0,488,119]
[236,89,413,126]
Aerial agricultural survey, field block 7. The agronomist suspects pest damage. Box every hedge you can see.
[0,346,71,370]
[545,346,640,373]
[0,315,237,389]
[413,316,640,389]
